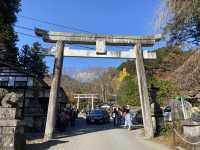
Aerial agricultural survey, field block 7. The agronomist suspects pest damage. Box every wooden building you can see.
[0,63,68,131]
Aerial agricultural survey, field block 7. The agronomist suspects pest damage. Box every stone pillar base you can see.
[0,120,25,150]
[182,119,200,138]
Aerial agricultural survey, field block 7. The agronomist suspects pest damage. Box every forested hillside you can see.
[116,46,194,106]
[172,50,200,96]
[61,46,197,106]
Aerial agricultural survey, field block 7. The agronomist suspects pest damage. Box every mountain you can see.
[72,68,107,83]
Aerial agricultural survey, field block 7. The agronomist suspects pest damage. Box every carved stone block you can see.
[0,108,21,120]
[0,120,25,150]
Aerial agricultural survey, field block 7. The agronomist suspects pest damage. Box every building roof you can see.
[0,61,49,87]
[0,61,68,98]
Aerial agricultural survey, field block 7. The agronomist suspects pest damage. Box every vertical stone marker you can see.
[135,43,154,138]
[44,41,64,141]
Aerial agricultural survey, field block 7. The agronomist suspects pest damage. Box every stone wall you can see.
[0,91,25,150]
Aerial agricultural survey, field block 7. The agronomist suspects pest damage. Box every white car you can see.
[163,106,172,122]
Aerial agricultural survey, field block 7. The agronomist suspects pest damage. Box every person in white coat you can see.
[125,109,132,130]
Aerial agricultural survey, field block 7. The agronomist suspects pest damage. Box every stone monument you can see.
[182,107,200,138]
[0,88,25,150]
[150,84,163,136]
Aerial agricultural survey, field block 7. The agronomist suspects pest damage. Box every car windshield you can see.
[90,110,104,115]
[164,106,171,112]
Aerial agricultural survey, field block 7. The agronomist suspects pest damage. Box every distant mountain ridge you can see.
[72,67,107,83]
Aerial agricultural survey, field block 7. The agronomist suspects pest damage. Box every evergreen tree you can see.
[157,0,200,46]
[117,76,140,107]
[0,0,21,63]
[19,45,30,69]
[19,42,48,79]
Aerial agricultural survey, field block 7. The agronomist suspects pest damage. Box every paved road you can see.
[26,117,170,150]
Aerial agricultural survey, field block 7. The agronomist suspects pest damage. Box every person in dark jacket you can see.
[112,108,118,127]
[70,108,76,127]
[117,108,122,127]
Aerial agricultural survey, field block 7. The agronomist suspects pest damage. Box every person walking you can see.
[70,108,76,127]
[122,108,127,126]
[112,108,118,127]
[59,110,67,131]
[76,108,79,119]
[125,109,133,130]
[117,108,122,127]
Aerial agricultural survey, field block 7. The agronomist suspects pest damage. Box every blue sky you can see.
[15,0,162,75]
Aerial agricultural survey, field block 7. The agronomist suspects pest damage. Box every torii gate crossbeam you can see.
[35,28,161,141]
[43,47,157,59]
[74,94,99,110]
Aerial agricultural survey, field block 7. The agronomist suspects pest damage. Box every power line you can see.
[16,31,129,50]
[16,31,130,50]
[15,25,34,31]
[16,31,94,50]
[15,25,130,50]
[16,15,135,51]
[15,24,131,50]
[18,14,95,34]
[15,25,95,50]
[16,31,39,39]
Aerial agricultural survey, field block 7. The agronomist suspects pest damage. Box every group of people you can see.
[56,107,79,132]
[112,107,133,130]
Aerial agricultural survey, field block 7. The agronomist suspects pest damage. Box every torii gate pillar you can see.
[44,41,64,141]
[135,43,154,138]
[77,95,80,110]
[91,95,94,110]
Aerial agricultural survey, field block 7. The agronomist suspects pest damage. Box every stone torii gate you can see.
[74,94,99,110]
[35,28,161,140]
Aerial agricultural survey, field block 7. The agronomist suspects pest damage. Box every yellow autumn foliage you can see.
[113,67,129,89]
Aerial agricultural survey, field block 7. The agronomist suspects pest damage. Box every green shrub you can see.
[159,122,173,136]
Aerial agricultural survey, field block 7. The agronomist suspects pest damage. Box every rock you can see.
[192,112,200,122]
[1,92,22,108]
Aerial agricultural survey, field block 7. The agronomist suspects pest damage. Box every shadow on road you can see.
[25,117,114,150]
[25,116,143,150]
[54,117,115,139]
[26,140,68,150]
